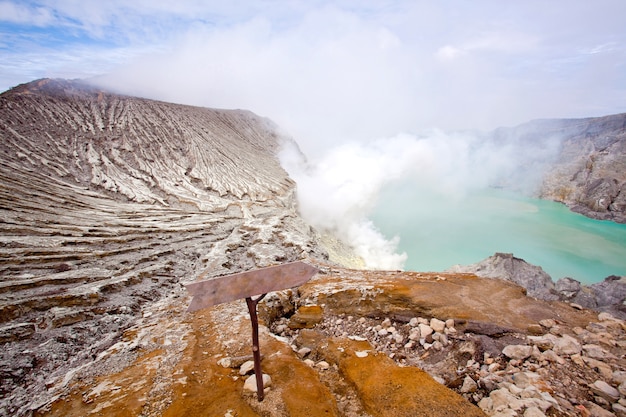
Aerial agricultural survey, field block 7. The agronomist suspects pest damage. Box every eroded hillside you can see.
[0,79,333,415]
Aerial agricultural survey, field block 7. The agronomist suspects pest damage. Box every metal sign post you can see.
[185,261,318,401]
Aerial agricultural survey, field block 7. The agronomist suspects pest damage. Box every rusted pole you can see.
[245,294,266,401]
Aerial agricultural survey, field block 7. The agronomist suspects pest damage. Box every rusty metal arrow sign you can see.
[185,261,319,401]
[185,261,318,312]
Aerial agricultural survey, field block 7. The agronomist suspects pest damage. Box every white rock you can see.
[243,374,272,393]
[488,363,501,372]
[304,359,315,367]
[432,376,446,385]
[599,312,616,321]
[355,351,369,358]
[507,383,524,395]
[445,318,455,328]
[217,357,233,368]
[583,344,612,360]
[512,372,538,389]
[523,406,547,417]
[408,330,420,341]
[541,349,565,364]
[381,318,392,328]
[297,347,312,358]
[409,317,419,327]
[239,360,255,375]
[418,323,433,338]
[584,357,613,380]
[502,345,533,360]
[460,375,478,393]
[430,318,446,333]
[539,319,556,328]
[444,327,457,335]
[528,334,557,351]
[613,403,626,415]
[316,361,330,370]
[613,370,626,385]
[490,388,524,411]
[552,334,581,356]
[590,380,620,402]
[378,328,389,337]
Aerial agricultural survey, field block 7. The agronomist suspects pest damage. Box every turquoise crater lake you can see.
[371,184,626,285]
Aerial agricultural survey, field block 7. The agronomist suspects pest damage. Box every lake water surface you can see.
[371,183,626,285]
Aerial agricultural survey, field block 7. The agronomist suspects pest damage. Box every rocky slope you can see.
[0,78,333,415]
[1,79,626,417]
[491,114,626,223]
[450,252,626,319]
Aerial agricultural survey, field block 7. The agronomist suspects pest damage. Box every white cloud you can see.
[0,1,54,26]
[436,45,464,60]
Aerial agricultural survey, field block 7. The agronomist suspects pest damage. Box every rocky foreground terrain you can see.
[0,79,625,417]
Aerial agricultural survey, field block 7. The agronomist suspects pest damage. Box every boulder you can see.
[448,253,558,300]
[243,373,272,393]
[590,380,620,402]
[553,334,582,356]
[502,345,533,360]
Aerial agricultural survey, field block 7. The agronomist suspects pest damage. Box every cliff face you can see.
[492,113,626,223]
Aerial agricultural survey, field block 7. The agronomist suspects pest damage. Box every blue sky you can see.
[1,1,626,154]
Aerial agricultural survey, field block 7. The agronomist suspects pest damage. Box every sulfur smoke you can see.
[280,129,562,270]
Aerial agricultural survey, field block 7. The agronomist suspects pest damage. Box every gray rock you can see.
[502,345,533,360]
[553,334,582,356]
[555,277,581,300]
[460,375,478,393]
[590,380,620,402]
[590,276,626,318]
[447,253,558,300]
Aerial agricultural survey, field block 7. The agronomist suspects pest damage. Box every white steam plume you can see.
[280,129,562,270]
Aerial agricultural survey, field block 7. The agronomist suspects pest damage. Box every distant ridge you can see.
[491,112,626,223]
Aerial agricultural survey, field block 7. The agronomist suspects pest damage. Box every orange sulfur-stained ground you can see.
[35,267,600,417]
